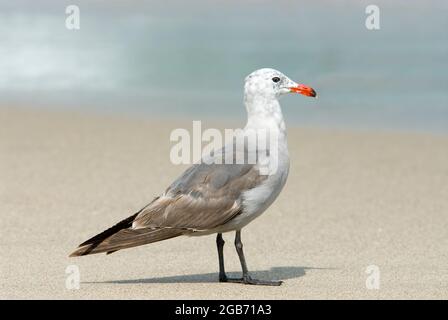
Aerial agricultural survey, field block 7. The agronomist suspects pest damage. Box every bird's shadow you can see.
[84,266,330,285]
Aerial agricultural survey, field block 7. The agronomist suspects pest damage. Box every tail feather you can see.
[78,213,139,247]
[70,227,183,257]
[70,197,184,257]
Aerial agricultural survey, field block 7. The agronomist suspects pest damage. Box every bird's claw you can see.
[219,273,228,282]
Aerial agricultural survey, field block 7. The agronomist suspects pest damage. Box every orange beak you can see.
[289,84,317,97]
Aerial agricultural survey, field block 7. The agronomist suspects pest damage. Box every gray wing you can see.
[132,161,266,231]
[70,140,267,256]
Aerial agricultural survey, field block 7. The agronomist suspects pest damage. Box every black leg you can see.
[226,230,282,286]
[216,233,227,282]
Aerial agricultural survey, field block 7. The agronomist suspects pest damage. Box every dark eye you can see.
[272,77,281,83]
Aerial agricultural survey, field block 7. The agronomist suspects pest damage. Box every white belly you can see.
[206,145,290,234]
[229,160,289,230]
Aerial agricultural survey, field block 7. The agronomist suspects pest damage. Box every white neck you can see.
[244,95,286,134]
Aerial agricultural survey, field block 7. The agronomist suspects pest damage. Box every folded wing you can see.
[70,161,266,256]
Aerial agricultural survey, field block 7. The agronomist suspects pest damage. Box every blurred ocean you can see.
[0,0,447,133]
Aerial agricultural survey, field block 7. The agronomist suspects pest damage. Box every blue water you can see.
[1,0,447,133]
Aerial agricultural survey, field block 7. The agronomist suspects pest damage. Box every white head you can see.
[244,68,316,102]
[243,68,316,124]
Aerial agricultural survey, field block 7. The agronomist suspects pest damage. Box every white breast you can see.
[208,95,290,233]
[219,131,290,232]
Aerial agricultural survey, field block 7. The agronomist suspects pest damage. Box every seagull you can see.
[70,68,316,286]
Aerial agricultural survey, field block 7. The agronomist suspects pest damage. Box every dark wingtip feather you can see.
[78,212,139,247]
[69,212,140,257]
[69,197,162,257]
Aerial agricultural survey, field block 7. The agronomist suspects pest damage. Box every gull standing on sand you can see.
[70,68,316,286]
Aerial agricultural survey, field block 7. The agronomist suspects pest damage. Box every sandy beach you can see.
[0,107,447,299]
